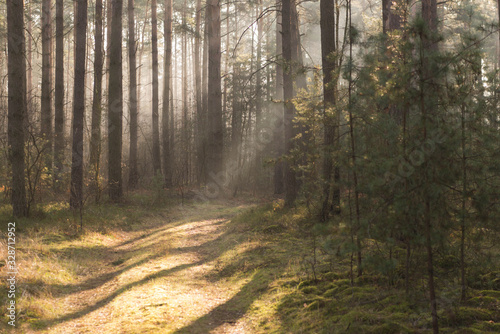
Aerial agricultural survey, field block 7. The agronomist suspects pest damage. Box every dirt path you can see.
[31,205,256,334]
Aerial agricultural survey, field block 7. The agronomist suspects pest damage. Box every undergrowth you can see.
[0,194,497,333]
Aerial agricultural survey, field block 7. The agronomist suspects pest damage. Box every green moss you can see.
[306,296,330,309]
[262,224,285,234]
[370,321,412,334]
[323,272,347,281]
[444,307,493,326]
[477,290,500,299]
[301,286,320,294]
[338,286,377,303]
[468,296,499,308]
[298,280,315,289]
[323,285,339,297]
[472,320,500,332]
[451,328,483,334]
[479,272,500,290]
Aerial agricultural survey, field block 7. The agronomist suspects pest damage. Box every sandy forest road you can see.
[26,202,261,334]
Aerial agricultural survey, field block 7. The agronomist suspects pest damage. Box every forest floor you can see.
[0,193,301,333]
[0,191,499,333]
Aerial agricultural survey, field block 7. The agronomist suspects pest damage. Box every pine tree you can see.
[128,0,139,189]
[108,0,124,201]
[7,0,28,217]
[70,0,88,210]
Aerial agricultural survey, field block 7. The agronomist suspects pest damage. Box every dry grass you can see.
[0,195,305,333]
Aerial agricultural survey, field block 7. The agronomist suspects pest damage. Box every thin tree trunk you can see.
[320,0,337,221]
[182,0,189,184]
[274,0,285,195]
[222,1,230,157]
[206,0,223,176]
[108,0,123,201]
[41,0,53,170]
[282,0,298,206]
[70,0,88,210]
[382,0,401,34]
[54,0,64,189]
[346,0,362,276]
[151,0,162,175]
[90,0,104,202]
[254,0,263,188]
[422,0,439,331]
[7,0,28,217]
[128,0,139,189]
[460,104,467,302]
[27,0,33,119]
[497,0,500,66]
[231,3,241,166]
[194,0,202,185]
[200,7,209,184]
[163,0,173,187]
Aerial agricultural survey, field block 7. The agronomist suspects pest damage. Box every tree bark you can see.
[231,4,241,166]
[382,0,401,34]
[200,6,209,184]
[182,0,189,184]
[27,0,33,119]
[41,0,53,170]
[7,0,28,217]
[421,0,439,332]
[70,0,88,210]
[206,0,223,177]
[128,0,139,189]
[497,0,500,66]
[90,0,104,202]
[194,0,203,185]
[254,0,264,187]
[151,0,162,175]
[163,0,173,187]
[54,0,64,189]
[320,0,338,221]
[274,0,285,195]
[282,0,298,206]
[108,0,123,201]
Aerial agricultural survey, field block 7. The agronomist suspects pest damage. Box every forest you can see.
[0,0,499,332]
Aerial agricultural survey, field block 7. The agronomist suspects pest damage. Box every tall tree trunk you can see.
[163,0,173,187]
[421,0,439,332]
[274,0,285,195]
[206,0,223,176]
[70,0,88,210]
[54,0,64,189]
[151,0,162,175]
[128,0,139,188]
[222,1,230,158]
[41,0,53,170]
[320,0,337,221]
[382,0,401,34]
[27,0,33,119]
[200,6,209,184]
[106,0,113,93]
[90,0,104,202]
[254,0,263,187]
[108,0,123,201]
[231,4,241,167]
[290,0,309,181]
[282,0,298,206]
[346,0,362,277]
[182,0,189,184]
[497,0,500,66]
[194,0,202,185]
[7,0,28,217]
